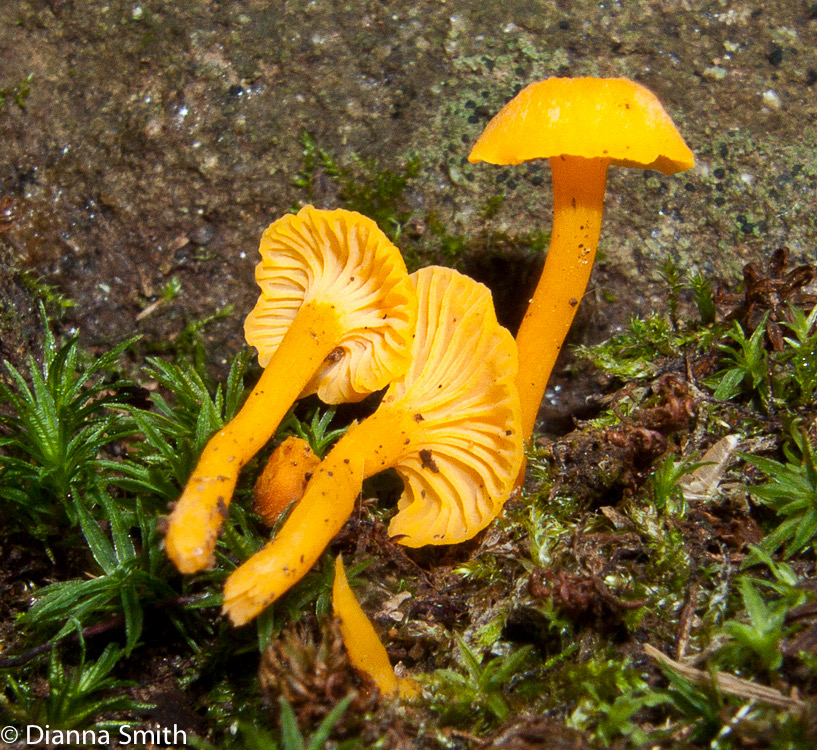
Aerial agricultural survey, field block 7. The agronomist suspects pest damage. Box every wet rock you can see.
[188,224,216,247]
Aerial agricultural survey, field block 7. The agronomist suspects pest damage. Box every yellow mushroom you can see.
[332,555,419,699]
[223,266,522,625]
[164,206,417,573]
[468,77,694,480]
[253,436,321,526]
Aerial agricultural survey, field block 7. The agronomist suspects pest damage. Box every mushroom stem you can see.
[222,409,414,626]
[514,155,609,477]
[332,555,400,698]
[165,300,345,574]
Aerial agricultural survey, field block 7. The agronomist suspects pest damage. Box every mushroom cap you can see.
[253,436,320,526]
[468,77,694,175]
[383,266,523,547]
[244,206,418,403]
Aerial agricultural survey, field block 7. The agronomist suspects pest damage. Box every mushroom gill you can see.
[222,266,522,626]
[164,206,417,574]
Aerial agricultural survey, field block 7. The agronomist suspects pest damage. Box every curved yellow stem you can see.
[332,555,400,697]
[222,452,364,626]
[165,300,345,573]
[514,155,609,484]
[222,408,417,625]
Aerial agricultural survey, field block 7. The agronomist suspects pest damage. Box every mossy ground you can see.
[1,228,816,748]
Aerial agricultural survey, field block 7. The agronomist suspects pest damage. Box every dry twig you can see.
[643,643,806,712]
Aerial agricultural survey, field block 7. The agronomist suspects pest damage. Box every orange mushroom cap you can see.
[468,77,694,174]
[245,205,417,404]
[383,266,523,546]
[253,436,321,526]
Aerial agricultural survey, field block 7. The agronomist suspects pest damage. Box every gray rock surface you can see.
[2,0,815,370]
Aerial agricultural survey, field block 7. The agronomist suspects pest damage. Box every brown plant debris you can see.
[715,246,817,351]
[643,643,807,712]
[258,618,377,736]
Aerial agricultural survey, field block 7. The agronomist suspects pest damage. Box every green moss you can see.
[576,315,708,381]
[18,270,76,317]
[292,131,420,244]
[0,72,32,109]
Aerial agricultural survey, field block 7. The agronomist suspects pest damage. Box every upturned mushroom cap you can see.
[468,77,694,174]
[382,266,523,547]
[221,267,523,625]
[244,205,417,404]
[165,205,417,575]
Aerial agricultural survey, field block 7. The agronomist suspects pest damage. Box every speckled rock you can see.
[1,0,815,372]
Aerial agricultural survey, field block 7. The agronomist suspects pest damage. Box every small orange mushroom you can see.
[469,77,694,479]
[332,555,419,699]
[222,266,522,625]
[164,206,417,573]
[253,436,321,526]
